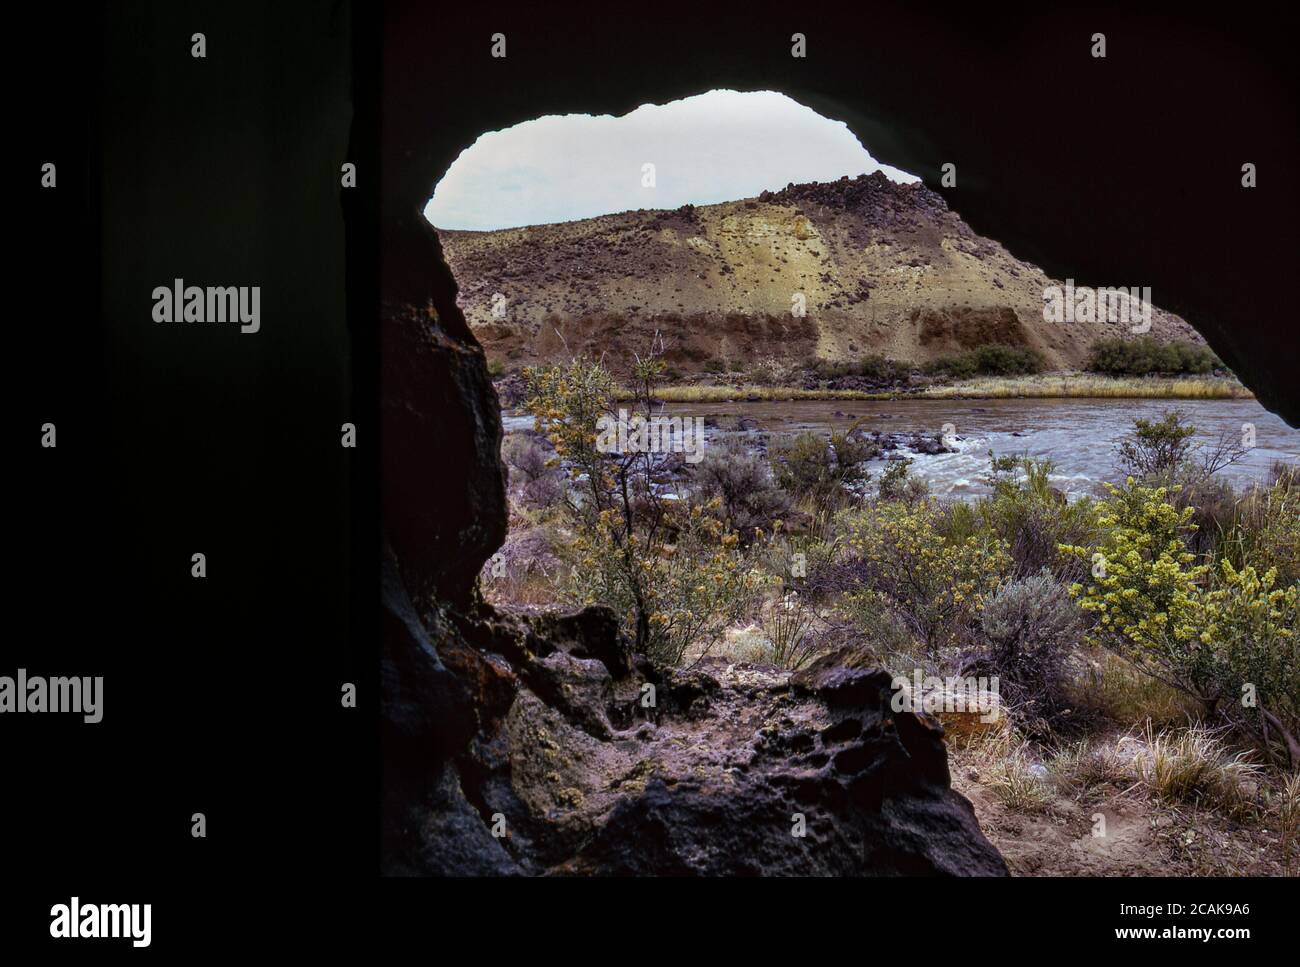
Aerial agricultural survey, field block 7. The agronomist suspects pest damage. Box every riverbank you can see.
[634,373,1252,403]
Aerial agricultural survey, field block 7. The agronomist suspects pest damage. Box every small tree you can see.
[525,346,763,666]
[1114,411,1198,481]
[1115,410,1246,486]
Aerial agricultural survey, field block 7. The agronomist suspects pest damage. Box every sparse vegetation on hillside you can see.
[441,173,1209,381]
[812,353,910,382]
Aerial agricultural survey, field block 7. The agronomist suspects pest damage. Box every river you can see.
[503,397,1300,498]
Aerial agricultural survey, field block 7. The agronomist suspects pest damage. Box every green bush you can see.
[1216,474,1300,589]
[1087,337,1220,376]
[877,457,929,503]
[1114,410,1198,481]
[858,353,909,381]
[812,354,908,381]
[1061,479,1210,696]
[843,499,1011,656]
[1063,479,1300,765]
[981,455,1097,579]
[772,429,875,522]
[925,344,1043,379]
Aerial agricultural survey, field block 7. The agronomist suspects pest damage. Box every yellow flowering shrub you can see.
[842,499,1010,656]
[1199,560,1299,764]
[1061,480,1208,684]
[1064,479,1300,764]
[557,500,766,667]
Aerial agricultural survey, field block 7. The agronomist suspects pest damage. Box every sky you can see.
[424,90,919,231]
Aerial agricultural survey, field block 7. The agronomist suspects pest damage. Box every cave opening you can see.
[379,15,1300,878]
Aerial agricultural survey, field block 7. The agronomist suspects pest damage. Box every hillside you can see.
[435,172,1203,375]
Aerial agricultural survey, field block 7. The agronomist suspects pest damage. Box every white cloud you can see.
[424,89,919,231]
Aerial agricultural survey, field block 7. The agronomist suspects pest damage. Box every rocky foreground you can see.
[380,274,1008,876]
[384,571,1005,875]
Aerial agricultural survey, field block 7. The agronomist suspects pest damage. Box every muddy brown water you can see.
[504,397,1300,498]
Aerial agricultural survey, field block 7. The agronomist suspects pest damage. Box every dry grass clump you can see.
[985,744,1056,811]
[1279,771,1300,875]
[1047,737,1132,798]
[957,728,1054,812]
[1137,724,1262,818]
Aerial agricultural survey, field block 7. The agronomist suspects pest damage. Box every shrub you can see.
[1216,476,1300,588]
[526,351,765,666]
[558,501,767,668]
[812,354,907,381]
[1088,337,1220,376]
[691,436,790,540]
[1064,480,1300,765]
[1114,410,1198,481]
[924,352,977,380]
[981,455,1097,578]
[1196,560,1299,767]
[858,353,908,381]
[877,458,929,503]
[1061,479,1211,697]
[836,588,925,673]
[757,531,832,595]
[1176,474,1239,560]
[1072,648,1200,729]
[925,344,1043,379]
[1115,412,1249,531]
[501,433,563,508]
[772,429,875,523]
[973,570,1084,731]
[843,499,1011,657]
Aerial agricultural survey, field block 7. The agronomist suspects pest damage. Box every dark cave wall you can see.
[382,0,1299,427]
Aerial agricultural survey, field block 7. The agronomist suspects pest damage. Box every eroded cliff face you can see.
[379,222,1007,876]
[439,172,1203,377]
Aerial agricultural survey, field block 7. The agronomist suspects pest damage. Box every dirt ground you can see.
[950,737,1292,877]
